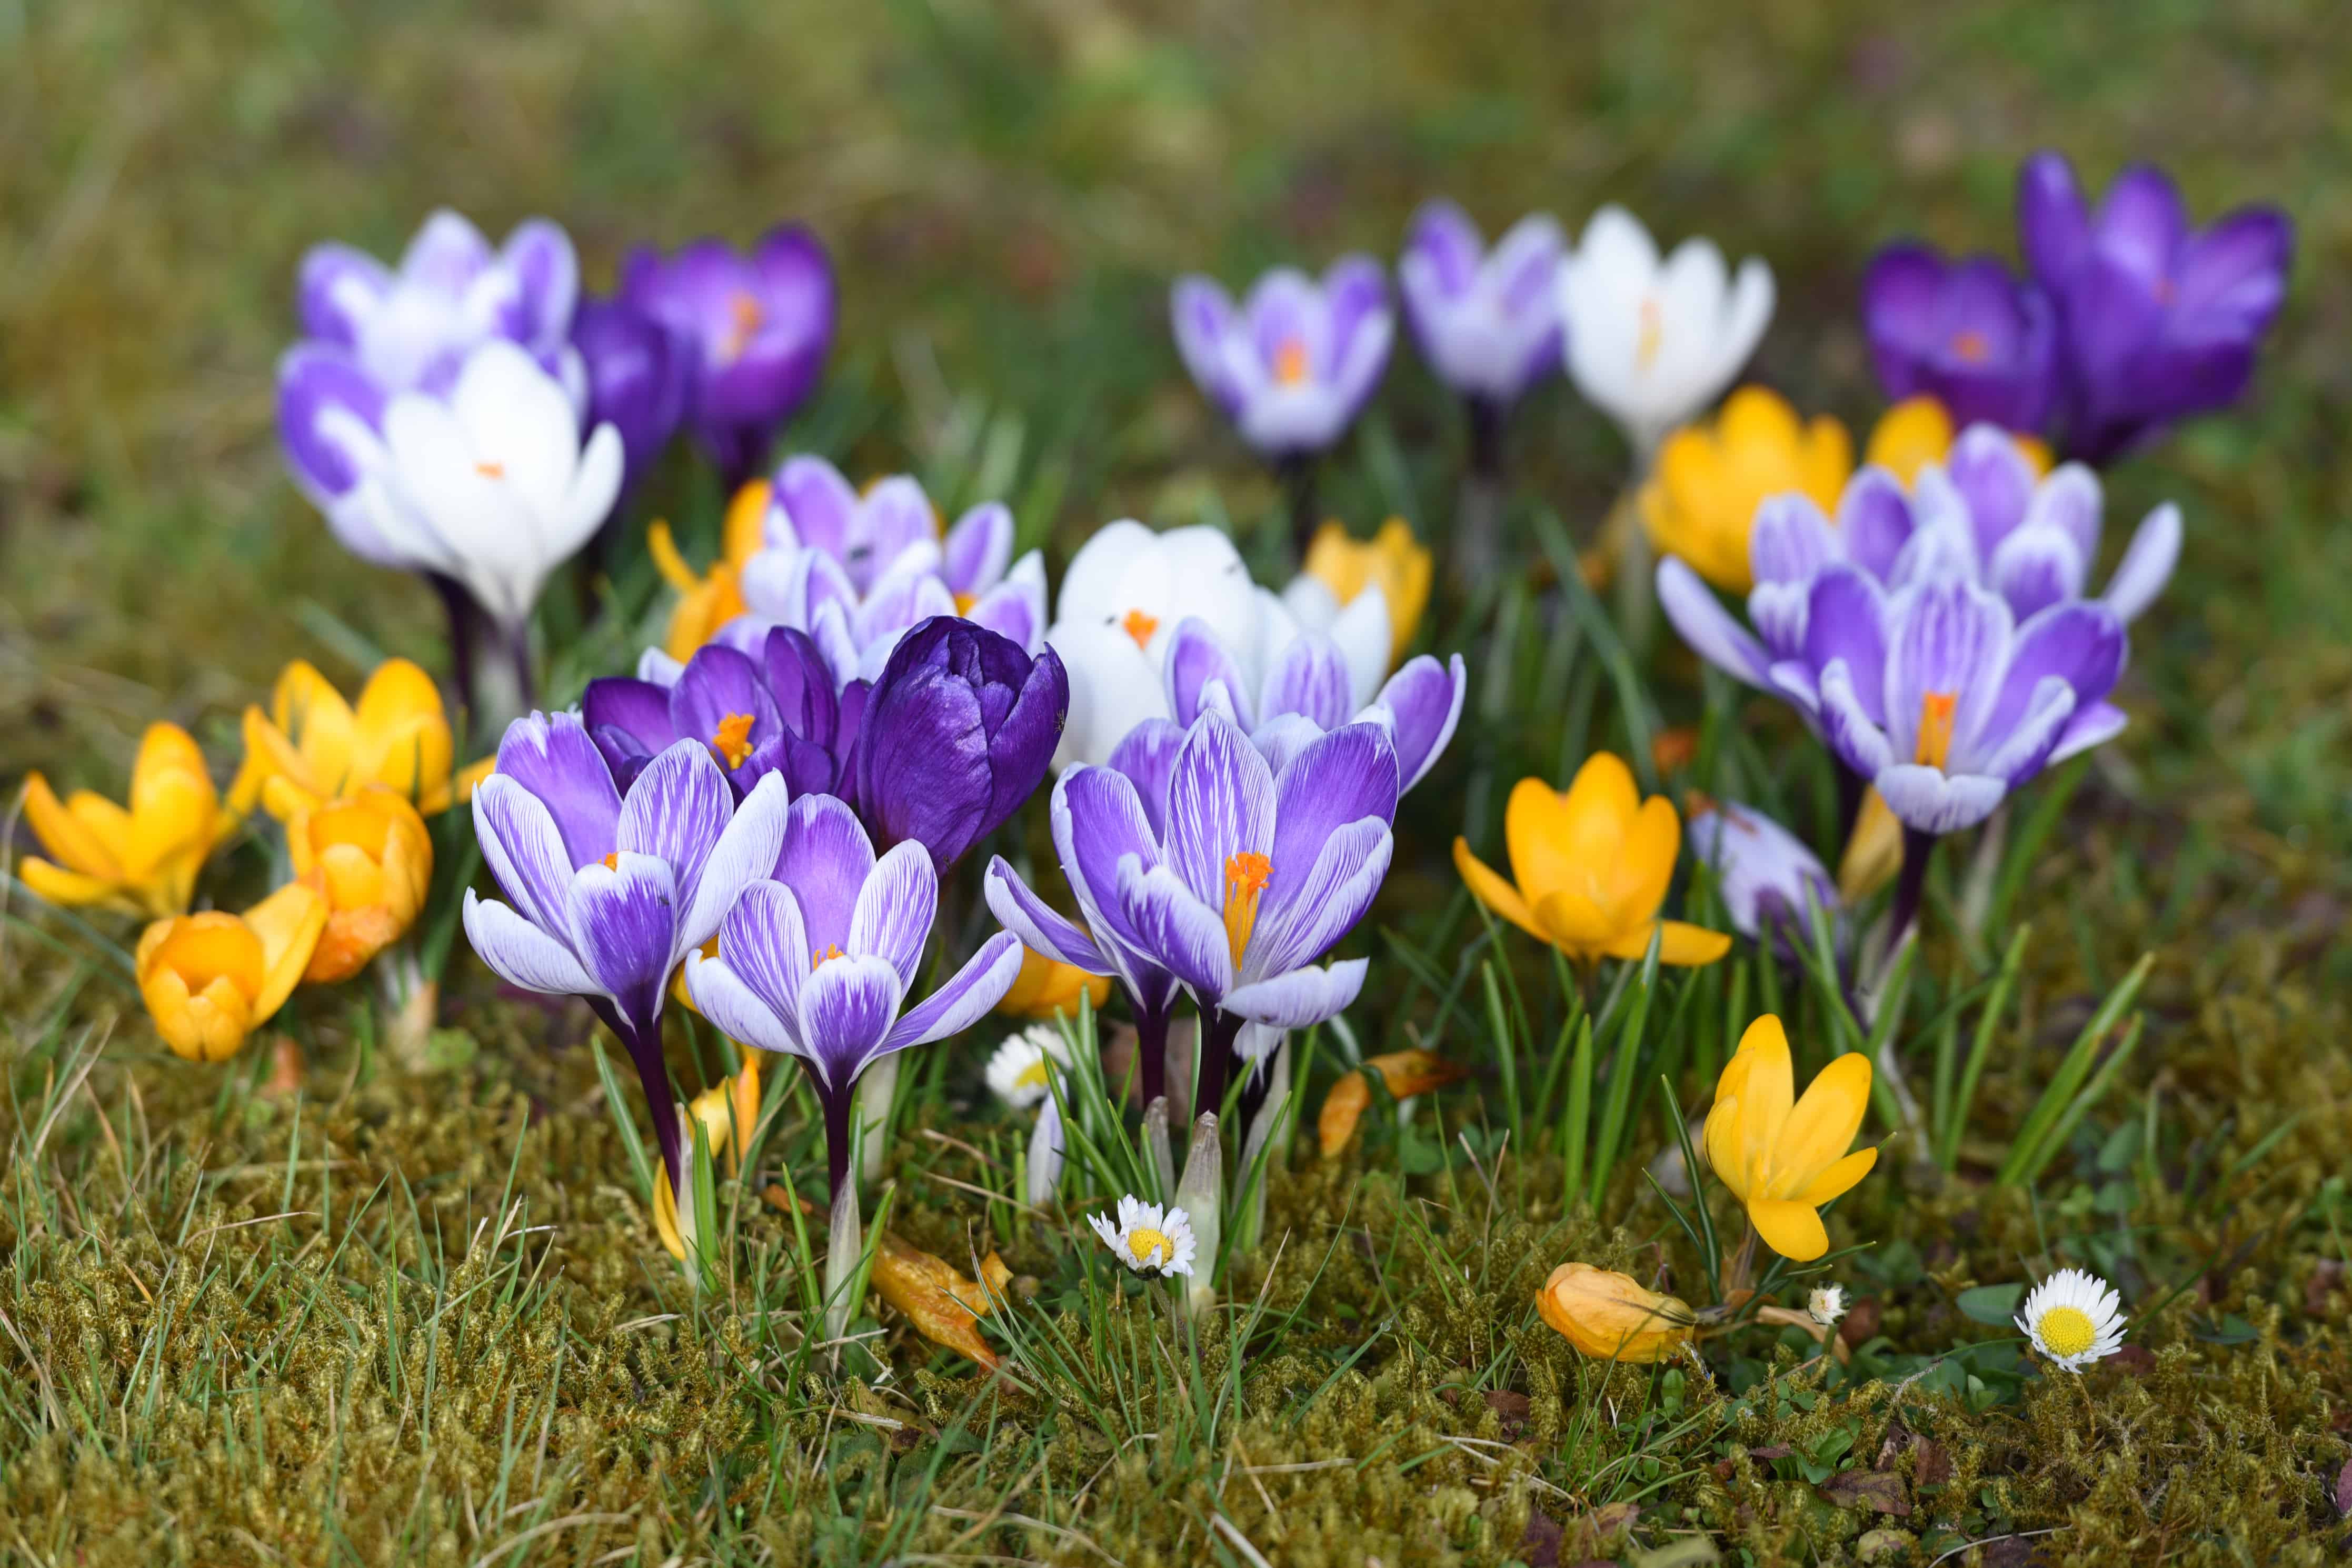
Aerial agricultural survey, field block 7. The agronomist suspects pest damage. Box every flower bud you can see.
[1536,1262,1695,1363]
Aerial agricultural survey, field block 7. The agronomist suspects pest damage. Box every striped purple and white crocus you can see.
[1171,257,1393,461]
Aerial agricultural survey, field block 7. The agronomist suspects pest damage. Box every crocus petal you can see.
[772,792,875,957]
[1221,958,1369,1030]
[494,711,622,869]
[715,878,813,1036]
[983,857,1112,974]
[681,770,792,953]
[472,774,582,935]
[2049,701,2129,763]
[849,839,938,990]
[1250,816,1392,977]
[616,740,736,921]
[942,501,1014,597]
[1267,724,1400,914]
[1796,1145,1879,1206]
[567,853,681,1023]
[462,890,600,996]
[1659,558,1774,688]
[1454,839,1542,941]
[1165,617,1257,731]
[1259,633,1355,730]
[800,953,905,1090]
[2101,503,2180,624]
[1871,765,2009,834]
[1107,717,1185,837]
[1162,711,1277,909]
[1748,1199,1830,1262]
[1115,857,1234,999]
[883,931,1024,1052]
[1370,652,1467,792]
[1772,1051,1873,1191]
[684,951,803,1060]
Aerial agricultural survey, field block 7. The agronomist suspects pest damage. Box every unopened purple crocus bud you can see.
[1398,200,1566,407]
[852,616,1069,872]
[1171,257,1393,458]
[1862,244,2059,434]
[573,295,695,492]
[1686,798,1840,950]
[621,225,835,487]
[2017,152,2294,464]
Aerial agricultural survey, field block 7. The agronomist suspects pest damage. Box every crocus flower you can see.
[994,947,1113,1021]
[2019,153,2295,464]
[137,879,328,1062]
[1397,201,1565,407]
[20,724,235,918]
[1685,796,1839,950]
[285,785,434,983]
[584,624,853,800]
[620,226,835,485]
[851,616,1068,872]
[572,293,695,492]
[230,657,458,820]
[278,211,583,566]
[1291,517,1433,671]
[650,481,772,662]
[1455,755,1730,968]
[1703,1015,1877,1261]
[1863,245,2059,436]
[684,793,1023,1197]
[1171,257,1393,458]
[462,712,790,1196]
[361,340,624,634]
[1640,386,1852,592]
[1536,1262,1695,1363]
[1559,206,1775,456]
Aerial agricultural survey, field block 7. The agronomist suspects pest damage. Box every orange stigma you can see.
[810,943,845,971]
[601,852,621,871]
[474,460,505,479]
[1914,691,1959,770]
[1635,297,1663,369]
[1222,851,1272,968]
[1950,329,1991,364]
[711,712,757,770]
[1272,337,1310,385]
[721,291,764,363]
[1120,608,1160,650]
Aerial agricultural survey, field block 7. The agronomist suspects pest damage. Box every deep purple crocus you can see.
[1862,244,2059,434]
[686,793,1023,1199]
[573,294,695,492]
[583,623,854,800]
[1398,200,1566,407]
[852,616,1068,873]
[620,225,834,487]
[1170,257,1393,458]
[462,711,790,1200]
[2019,152,2294,464]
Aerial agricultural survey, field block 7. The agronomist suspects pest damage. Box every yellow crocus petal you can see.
[1601,795,1681,933]
[1557,754,1642,870]
[1731,1016,1794,1186]
[1303,521,1372,604]
[244,880,330,1022]
[351,658,455,812]
[723,480,773,570]
[232,704,308,815]
[1703,1088,1747,1196]
[271,660,357,793]
[1604,920,1732,968]
[16,856,128,909]
[1772,1050,1875,1191]
[1748,1197,1830,1262]
[1502,777,1582,905]
[455,756,496,802]
[119,763,216,883]
[1534,888,1620,954]
[1453,838,1543,941]
[138,912,267,1063]
[1799,415,1855,509]
[1370,517,1432,657]
[1863,396,1955,485]
[651,1175,686,1261]
[2011,434,2055,477]
[22,773,124,880]
[1796,1145,1879,1207]
[1838,787,1905,904]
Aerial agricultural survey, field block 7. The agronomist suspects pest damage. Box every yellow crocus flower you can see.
[1862,394,2052,486]
[1702,1015,1878,1261]
[1536,1262,1696,1363]
[1453,753,1730,968]
[652,479,771,662]
[994,946,1113,1021]
[19,723,235,918]
[285,785,434,984]
[230,657,456,821]
[1641,386,1852,593]
[136,879,328,1062]
[1301,517,1434,668]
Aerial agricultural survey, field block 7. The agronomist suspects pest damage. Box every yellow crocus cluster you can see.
[19,724,237,918]
[1301,516,1434,669]
[285,785,434,984]
[230,657,456,820]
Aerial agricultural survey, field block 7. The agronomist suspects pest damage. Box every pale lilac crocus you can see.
[462,712,790,1201]
[685,793,1023,1199]
[1399,200,1566,408]
[1171,257,1393,460]
[1686,798,1841,954]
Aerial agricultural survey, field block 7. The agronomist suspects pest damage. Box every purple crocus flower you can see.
[1398,201,1566,407]
[620,225,834,487]
[1171,257,1393,458]
[685,794,1024,1199]
[2019,152,2294,464]
[738,456,1049,680]
[573,294,695,492]
[462,711,790,1199]
[1687,799,1840,953]
[583,624,853,800]
[278,210,582,566]
[1862,245,2059,434]
[852,616,1068,873]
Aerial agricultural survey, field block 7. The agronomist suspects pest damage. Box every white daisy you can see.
[1088,1195,1197,1277]
[986,1024,1072,1111]
[1808,1283,1848,1329]
[2015,1268,2127,1372]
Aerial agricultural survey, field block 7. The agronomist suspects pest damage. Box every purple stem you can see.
[589,996,681,1198]
[1192,1008,1246,1124]
[1883,827,1937,964]
[425,572,480,743]
[821,1080,855,1205]
[1135,999,1168,1108]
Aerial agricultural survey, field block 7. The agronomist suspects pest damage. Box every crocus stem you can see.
[425,572,481,741]
[507,620,538,714]
[1834,764,1866,854]
[1193,1008,1245,1124]
[821,1082,855,1209]
[1135,1001,1168,1109]
[1280,456,1319,566]
[1884,828,1937,965]
[1452,395,1507,589]
[592,998,682,1202]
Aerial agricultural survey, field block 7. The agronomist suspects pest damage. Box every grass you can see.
[5,1,2352,1563]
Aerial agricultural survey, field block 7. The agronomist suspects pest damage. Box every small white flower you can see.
[1808,1283,1848,1329]
[986,1024,1072,1111]
[2015,1267,2127,1372]
[1088,1194,1197,1276]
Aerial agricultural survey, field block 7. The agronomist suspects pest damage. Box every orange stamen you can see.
[475,460,505,479]
[1950,329,1990,364]
[1120,609,1160,650]
[1915,691,1959,770]
[601,852,621,871]
[1222,851,1272,968]
[810,943,845,971]
[721,291,764,363]
[1273,338,1310,385]
[711,712,757,770]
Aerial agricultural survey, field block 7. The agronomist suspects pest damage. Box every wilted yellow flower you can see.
[1537,1262,1696,1363]
[652,480,771,662]
[285,785,434,984]
[19,723,235,918]
[230,658,456,821]
[1454,754,1730,967]
[1703,1015,1878,1261]
[995,946,1113,1020]
[1862,394,2052,487]
[1301,517,1433,667]
[1642,386,1852,593]
[136,880,328,1062]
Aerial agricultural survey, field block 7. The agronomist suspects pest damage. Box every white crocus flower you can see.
[1274,573,1389,712]
[1558,205,1775,458]
[366,339,624,631]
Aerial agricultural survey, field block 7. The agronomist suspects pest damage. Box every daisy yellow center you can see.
[711,712,757,770]
[811,943,845,970]
[2035,1304,2096,1358]
[1014,1058,1050,1090]
[1915,691,1958,770]
[1121,608,1160,650]
[722,291,764,363]
[1950,328,1991,363]
[1635,297,1663,370]
[1223,851,1271,968]
[1273,338,1310,385]
[1127,1226,1173,1266]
